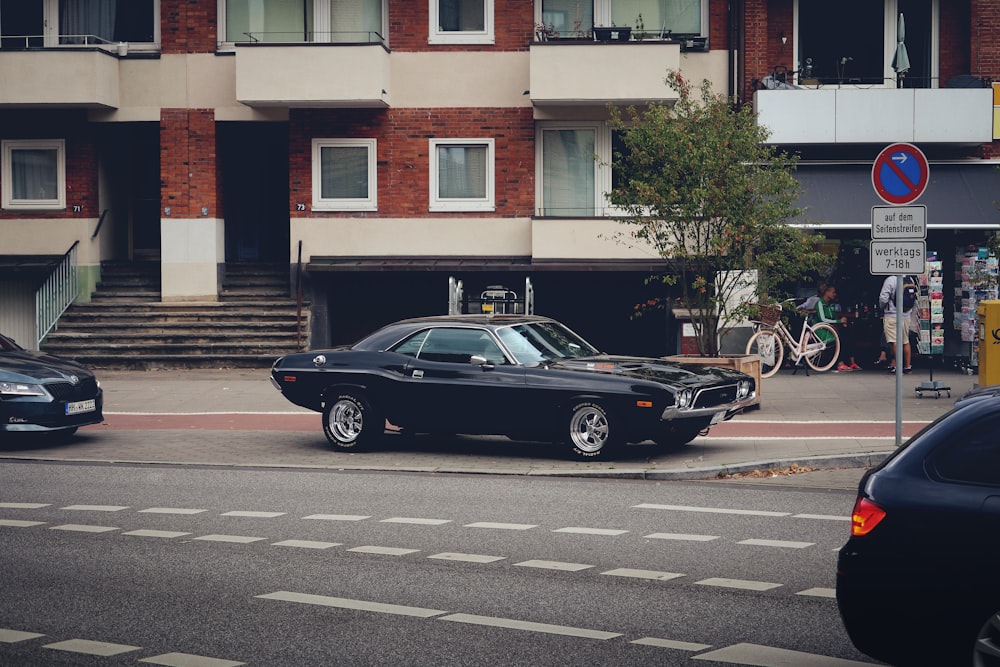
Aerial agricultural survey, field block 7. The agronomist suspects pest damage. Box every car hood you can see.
[547,355,746,385]
[0,349,94,383]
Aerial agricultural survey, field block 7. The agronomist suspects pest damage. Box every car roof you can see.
[392,314,555,328]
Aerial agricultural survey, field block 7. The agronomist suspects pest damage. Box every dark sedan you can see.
[0,333,103,437]
[271,315,756,459]
[837,396,1000,666]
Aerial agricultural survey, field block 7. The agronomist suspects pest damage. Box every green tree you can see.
[607,71,828,356]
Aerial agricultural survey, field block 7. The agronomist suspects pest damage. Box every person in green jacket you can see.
[810,284,859,371]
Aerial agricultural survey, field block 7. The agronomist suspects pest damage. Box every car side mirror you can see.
[470,354,492,367]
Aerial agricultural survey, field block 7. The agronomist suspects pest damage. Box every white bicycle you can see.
[745,300,841,378]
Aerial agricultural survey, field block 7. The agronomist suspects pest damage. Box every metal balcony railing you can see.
[236,31,386,45]
[36,241,79,348]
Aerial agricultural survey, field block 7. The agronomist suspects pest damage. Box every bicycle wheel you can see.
[747,329,784,378]
[804,323,840,372]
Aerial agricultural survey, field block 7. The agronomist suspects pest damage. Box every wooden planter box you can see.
[662,354,763,408]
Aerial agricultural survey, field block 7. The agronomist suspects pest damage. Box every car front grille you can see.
[693,385,738,409]
[45,378,99,402]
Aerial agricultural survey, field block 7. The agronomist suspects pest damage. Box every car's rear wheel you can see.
[322,391,383,451]
[567,401,617,459]
[974,609,1000,667]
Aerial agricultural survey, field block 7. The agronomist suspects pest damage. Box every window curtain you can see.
[320,146,368,199]
[331,0,382,42]
[541,1,593,35]
[226,0,312,43]
[60,0,117,44]
[542,129,594,216]
[438,145,487,199]
[438,0,484,32]
[11,149,58,201]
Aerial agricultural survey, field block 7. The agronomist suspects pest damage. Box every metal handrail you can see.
[91,209,109,240]
[295,240,304,350]
[35,241,79,348]
[235,30,386,45]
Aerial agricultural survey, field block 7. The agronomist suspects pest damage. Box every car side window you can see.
[416,328,505,365]
[930,417,1000,487]
[392,330,429,358]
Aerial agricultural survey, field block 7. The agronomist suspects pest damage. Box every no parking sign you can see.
[871,143,930,205]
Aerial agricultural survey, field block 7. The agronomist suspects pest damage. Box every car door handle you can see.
[412,369,424,379]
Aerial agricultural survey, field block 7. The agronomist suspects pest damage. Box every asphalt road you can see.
[0,460,879,666]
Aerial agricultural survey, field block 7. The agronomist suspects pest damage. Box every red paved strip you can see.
[91,413,927,438]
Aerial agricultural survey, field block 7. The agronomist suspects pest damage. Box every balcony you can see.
[529,42,681,106]
[0,49,119,108]
[235,43,390,108]
[754,87,994,145]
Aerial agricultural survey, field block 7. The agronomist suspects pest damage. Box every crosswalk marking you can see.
[601,568,684,582]
[634,503,790,517]
[738,538,814,549]
[695,578,782,592]
[50,524,118,533]
[0,628,44,643]
[272,540,341,549]
[427,552,506,563]
[553,527,628,536]
[464,521,538,530]
[138,652,246,666]
[302,514,370,521]
[0,503,49,509]
[348,546,420,556]
[123,530,191,539]
[221,511,285,518]
[60,505,129,512]
[381,517,452,525]
[43,639,141,656]
[192,534,265,544]
[632,637,712,651]
[514,560,593,572]
[644,532,720,542]
[139,508,207,515]
[438,613,621,640]
[0,519,45,527]
[257,591,447,618]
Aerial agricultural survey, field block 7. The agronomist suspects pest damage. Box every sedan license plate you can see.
[65,399,96,415]
[710,410,726,425]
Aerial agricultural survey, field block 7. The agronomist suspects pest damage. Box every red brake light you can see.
[850,497,886,536]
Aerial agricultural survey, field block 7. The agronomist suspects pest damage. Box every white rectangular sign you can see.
[869,240,926,275]
[871,205,926,239]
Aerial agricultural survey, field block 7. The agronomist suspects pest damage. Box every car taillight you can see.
[850,497,886,536]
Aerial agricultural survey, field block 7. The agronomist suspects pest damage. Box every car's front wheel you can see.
[322,391,383,451]
[566,401,618,459]
[974,609,1000,667]
[653,422,706,449]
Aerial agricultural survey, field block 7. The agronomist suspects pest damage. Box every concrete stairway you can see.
[41,262,308,370]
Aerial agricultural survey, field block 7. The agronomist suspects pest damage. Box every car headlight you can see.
[737,379,752,399]
[676,388,693,409]
[0,382,46,397]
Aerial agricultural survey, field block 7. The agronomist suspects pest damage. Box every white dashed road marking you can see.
[50,524,118,533]
[43,639,140,656]
[553,527,628,536]
[0,503,49,509]
[632,637,712,651]
[257,591,447,618]
[695,578,782,592]
[139,508,207,515]
[797,588,837,599]
[738,539,815,549]
[348,546,420,556]
[122,530,191,539]
[138,652,245,667]
[601,568,685,582]
[794,513,850,521]
[427,552,506,564]
[302,514,370,522]
[439,613,621,640]
[221,511,285,518]
[464,521,538,530]
[634,503,790,517]
[381,517,452,525]
[60,505,129,512]
[644,532,720,542]
[514,560,593,572]
[0,519,45,527]
[272,540,341,549]
[692,642,876,666]
[192,534,265,544]
[0,628,44,643]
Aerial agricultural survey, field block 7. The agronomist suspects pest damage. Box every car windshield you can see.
[496,322,599,364]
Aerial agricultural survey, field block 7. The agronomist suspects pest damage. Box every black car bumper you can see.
[1,389,104,433]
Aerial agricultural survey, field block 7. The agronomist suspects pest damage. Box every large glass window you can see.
[429,139,495,212]
[1,140,66,210]
[540,1,702,37]
[329,0,383,42]
[226,0,313,43]
[312,138,377,211]
[429,0,493,44]
[540,128,595,217]
[0,0,157,49]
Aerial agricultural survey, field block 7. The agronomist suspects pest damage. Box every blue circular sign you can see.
[872,143,930,205]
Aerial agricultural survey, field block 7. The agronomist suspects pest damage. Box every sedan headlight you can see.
[737,379,752,399]
[0,382,46,397]
[676,388,693,409]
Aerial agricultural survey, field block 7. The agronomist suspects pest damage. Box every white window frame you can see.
[428,0,494,45]
[41,0,161,52]
[429,138,495,212]
[535,122,627,218]
[1,139,66,211]
[311,138,378,212]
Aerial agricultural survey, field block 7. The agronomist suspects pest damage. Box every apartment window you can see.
[539,127,596,217]
[312,139,377,211]
[221,0,386,45]
[539,1,703,38]
[429,139,495,212]
[797,0,934,88]
[1,140,66,211]
[0,0,158,49]
[429,0,493,45]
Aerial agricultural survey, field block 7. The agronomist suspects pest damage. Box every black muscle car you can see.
[1,332,103,437]
[270,315,755,460]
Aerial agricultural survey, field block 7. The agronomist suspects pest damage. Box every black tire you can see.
[653,422,707,449]
[566,401,618,460]
[974,609,1000,667]
[321,391,383,451]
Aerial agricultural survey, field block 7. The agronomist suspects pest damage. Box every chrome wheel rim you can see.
[974,611,1000,667]
[569,406,609,453]
[329,399,363,443]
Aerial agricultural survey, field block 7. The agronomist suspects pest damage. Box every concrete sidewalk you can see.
[40,363,970,490]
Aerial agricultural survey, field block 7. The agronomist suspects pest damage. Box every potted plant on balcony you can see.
[606,71,829,362]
